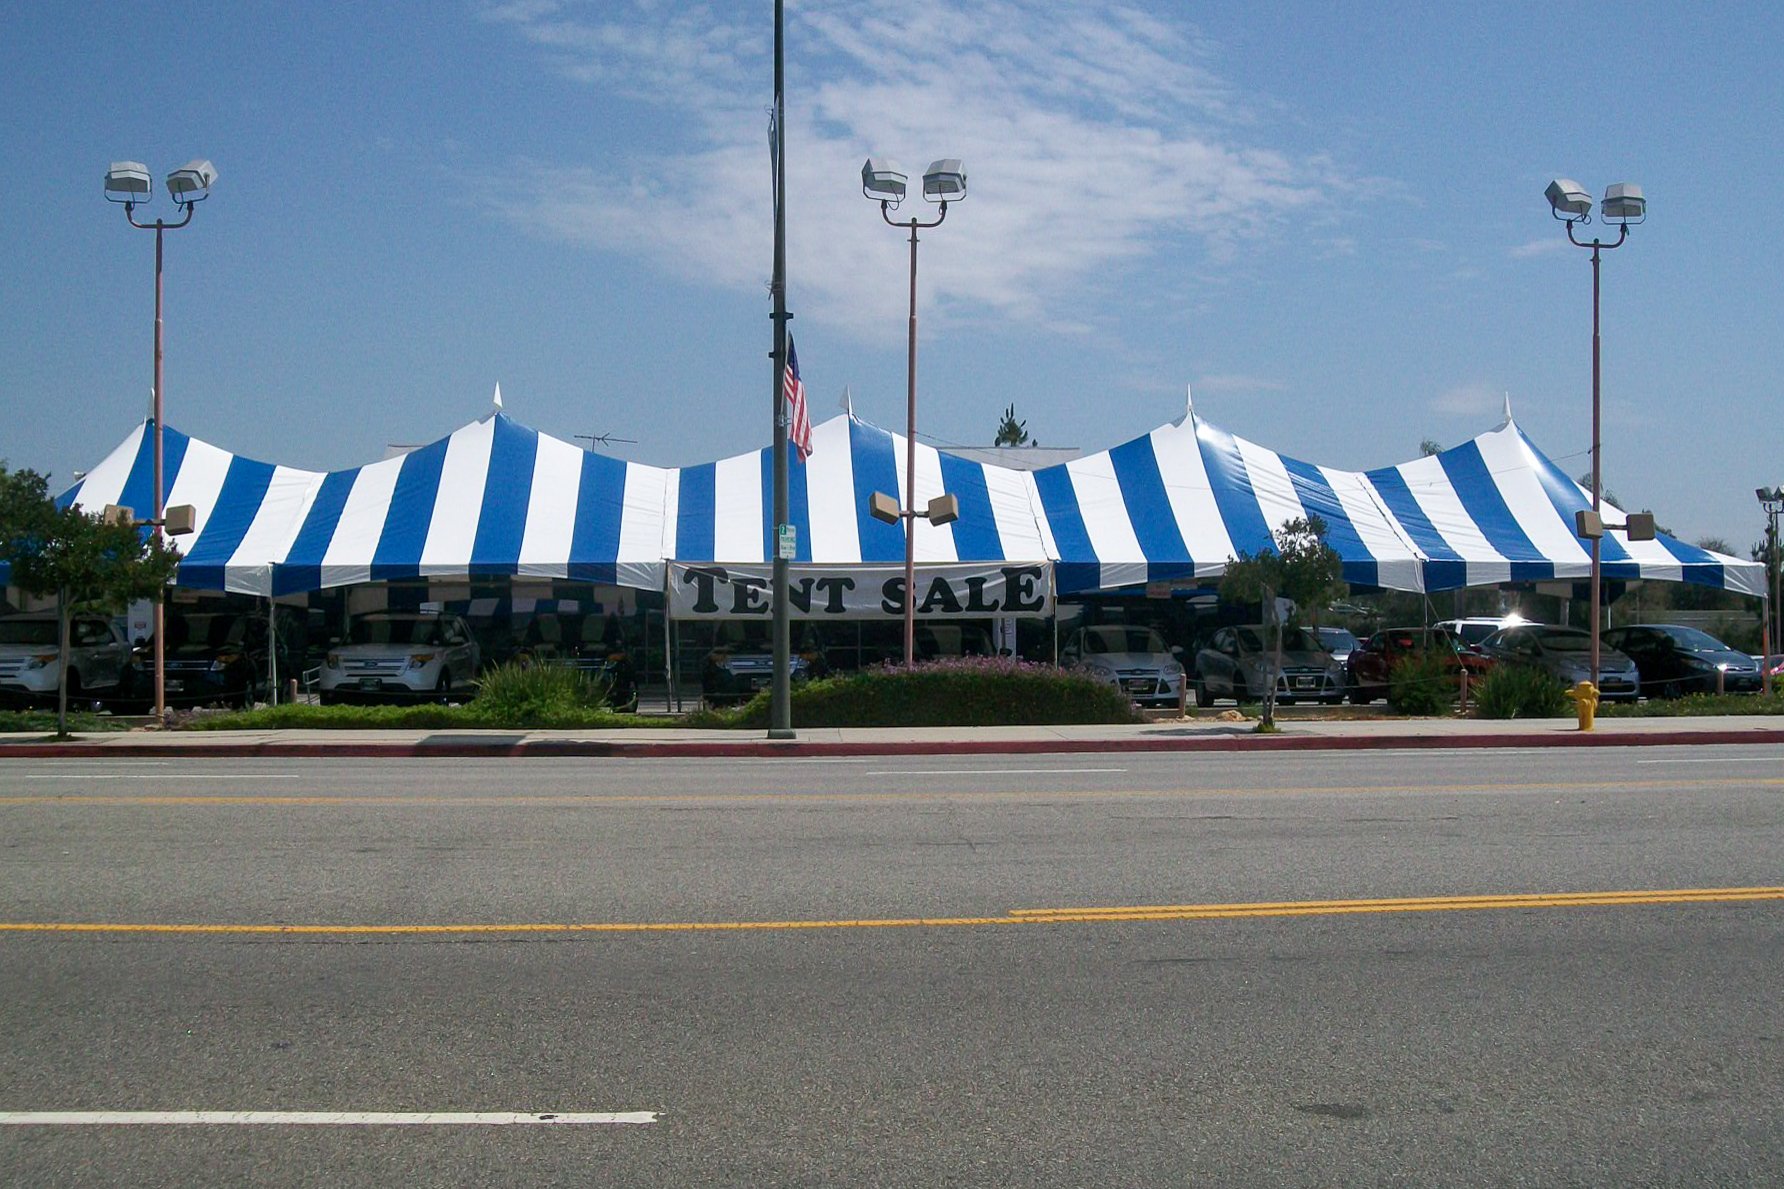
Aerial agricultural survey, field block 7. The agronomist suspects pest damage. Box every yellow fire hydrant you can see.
[1565,680,1599,731]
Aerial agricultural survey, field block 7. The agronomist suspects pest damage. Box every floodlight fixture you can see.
[1600,182,1646,224]
[870,491,902,524]
[862,158,908,207]
[1624,512,1655,542]
[1574,509,1604,540]
[1545,177,1593,221]
[165,159,217,203]
[105,162,153,204]
[925,493,960,526]
[922,158,967,202]
[163,504,197,535]
[1759,487,1784,505]
[102,504,135,526]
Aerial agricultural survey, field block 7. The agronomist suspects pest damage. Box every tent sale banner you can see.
[668,562,1052,620]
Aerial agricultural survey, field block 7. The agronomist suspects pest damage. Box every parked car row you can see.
[2,604,1775,713]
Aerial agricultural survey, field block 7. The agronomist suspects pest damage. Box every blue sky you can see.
[2,1,1779,550]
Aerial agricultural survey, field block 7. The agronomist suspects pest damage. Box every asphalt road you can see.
[2,746,1781,1186]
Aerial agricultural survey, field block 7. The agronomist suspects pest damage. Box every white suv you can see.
[0,611,135,708]
[318,612,480,705]
[1433,615,1531,649]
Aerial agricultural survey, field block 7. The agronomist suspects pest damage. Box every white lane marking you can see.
[0,1110,657,1126]
[1636,756,1783,764]
[26,774,304,780]
[865,767,1128,777]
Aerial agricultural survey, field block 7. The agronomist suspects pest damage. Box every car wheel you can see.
[1321,694,1343,705]
[1231,675,1249,705]
[1348,686,1372,705]
[436,673,453,704]
[1660,680,1683,700]
[1194,680,1214,708]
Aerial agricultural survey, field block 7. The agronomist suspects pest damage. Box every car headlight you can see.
[1680,655,1715,672]
[211,652,242,672]
[324,652,341,669]
[1163,659,1184,677]
[23,652,56,671]
[407,653,439,671]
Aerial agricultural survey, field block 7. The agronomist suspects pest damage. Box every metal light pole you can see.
[1760,488,1783,695]
[767,0,794,737]
[862,158,966,667]
[105,159,217,724]
[1546,178,1644,688]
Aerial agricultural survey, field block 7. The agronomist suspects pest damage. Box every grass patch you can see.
[1600,691,1784,717]
[0,708,133,736]
[690,657,1142,729]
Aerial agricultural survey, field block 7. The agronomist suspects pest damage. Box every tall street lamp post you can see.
[105,158,217,723]
[862,157,966,667]
[1545,176,1644,688]
[1760,487,1784,696]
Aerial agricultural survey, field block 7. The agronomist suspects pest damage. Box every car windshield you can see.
[1235,627,1319,653]
[1454,623,1501,646]
[1540,631,1593,653]
[348,617,445,646]
[1655,626,1727,650]
[170,614,248,649]
[0,620,59,646]
[1084,626,1167,654]
[1315,628,1358,650]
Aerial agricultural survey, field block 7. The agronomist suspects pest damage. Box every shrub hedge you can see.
[1470,665,1569,719]
[1386,652,1459,716]
[703,656,1143,729]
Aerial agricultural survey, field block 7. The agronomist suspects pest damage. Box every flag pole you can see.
[768,0,794,737]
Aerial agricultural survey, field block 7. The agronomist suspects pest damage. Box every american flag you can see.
[784,337,813,462]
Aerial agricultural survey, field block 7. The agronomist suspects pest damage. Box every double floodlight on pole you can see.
[1546,174,1644,690]
[105,156,217,724]
[862,156,967,667]
[1759,487,1784,695]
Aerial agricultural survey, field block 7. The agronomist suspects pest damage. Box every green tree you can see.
[994,404,1031,447]
[0,465,182,736]
[1419,439,1443,457]
[1219,516,1348,728]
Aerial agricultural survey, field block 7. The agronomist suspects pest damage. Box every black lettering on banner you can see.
[681,566,726,614]
[918,576,963,615]
[881,576,905,615]
[730,574,771,615]
[788,578,814,613]
[963,575,998,613]
[813,576,855,614]
[1003,566,1046,613]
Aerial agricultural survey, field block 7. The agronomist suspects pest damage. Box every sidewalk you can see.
[4,713,1783,759]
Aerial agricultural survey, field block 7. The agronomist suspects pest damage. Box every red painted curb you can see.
[3,730,1783,760]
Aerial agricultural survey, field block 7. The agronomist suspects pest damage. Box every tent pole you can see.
[266,595,277,706]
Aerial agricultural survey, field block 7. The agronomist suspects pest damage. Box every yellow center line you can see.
[2,886,1778,936]
[2,776,1781,808]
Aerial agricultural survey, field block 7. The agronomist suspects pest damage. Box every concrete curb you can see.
[5,729,1784,760]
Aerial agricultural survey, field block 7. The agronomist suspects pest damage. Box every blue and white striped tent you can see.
[1029,409,1762,597]
[5,406,1762,601]
[662,414,1051,567]
[38,414,673,596]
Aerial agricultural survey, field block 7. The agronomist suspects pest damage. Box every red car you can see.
[1345,626,1494,705]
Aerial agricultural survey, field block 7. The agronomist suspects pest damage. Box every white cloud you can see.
[1430,381,1503,418]
[1195,373,1288,395]
[478,1,1361,343]
[1509,237,1567,259]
